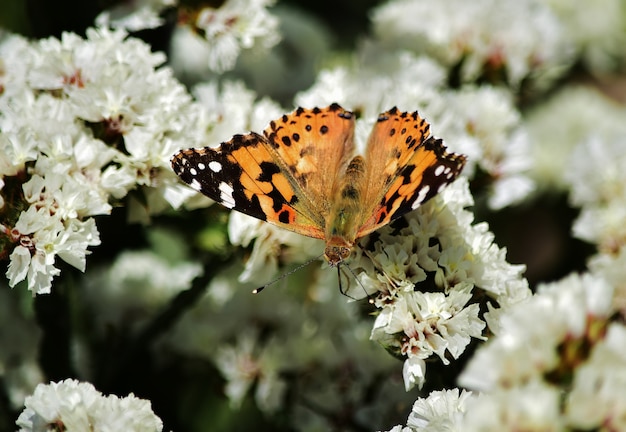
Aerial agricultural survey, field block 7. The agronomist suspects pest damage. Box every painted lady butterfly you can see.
[172,104,466,266]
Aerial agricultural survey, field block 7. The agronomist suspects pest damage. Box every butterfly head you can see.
[324,239,353,267]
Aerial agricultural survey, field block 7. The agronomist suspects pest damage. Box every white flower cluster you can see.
[176,0,281,73]
[525,86,626,192]
[16,379,163,432]
[387,271,626,431]
[0,28,206,294]
[540,0,626,72]
[526,85,626,274]
[354,178,530,390]
[563,121,626,254]
[371,0,573,88]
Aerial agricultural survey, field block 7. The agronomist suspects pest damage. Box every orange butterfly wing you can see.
[171,104,356,239]
[356,107,466,237]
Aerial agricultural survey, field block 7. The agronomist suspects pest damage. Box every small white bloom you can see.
[215,332,287,412]
[183,0,280,73]
[16,379,163,432]
[542,0,626,72]
[463,381,563,431]
[372,289,484,390]
[566,323,626,430]
[96,0,176,31]
[406,388,472,431]
[371,0,572,87]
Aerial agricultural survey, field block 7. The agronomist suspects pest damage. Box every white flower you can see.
[6,207,101,294]
[541,0,626,72]
[182,0,281,73]
[459,273,614,391]
[1,27,214,292]
[563,125,626,251]
[96,0,176,32]
[589,247,626,312]
[16,379,163,432]
[296,52,446,118]
[215,332,287,413]
[438,86,534,209]
[371,0,572,87]
[566,323,626,430]
[372,289,484,390]
[526,85,626,193]
[462,381,563,431]
[407,388,472,431]
[193,80,283,146]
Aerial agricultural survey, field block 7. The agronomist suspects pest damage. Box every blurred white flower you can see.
[371,0,572,87]
[589,247,626,312]
[438,86,535,209]
[215,332,287,412]
[526,85,626,193]
[83,250,202,332]
[96,0,176,31]
[177,0,280,73]
[566,323,626,430]
[462,381,564,431]
[459,273,614,391]
[541,0,626,72]
[562,129,626,253]
[16,379,163,432]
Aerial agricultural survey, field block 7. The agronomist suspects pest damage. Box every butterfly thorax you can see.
[323,155,366,266]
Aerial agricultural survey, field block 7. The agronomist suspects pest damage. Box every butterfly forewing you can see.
[171,132,325,239]
[263,103,356,217]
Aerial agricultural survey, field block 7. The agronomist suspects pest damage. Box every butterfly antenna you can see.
[253,253,324,293]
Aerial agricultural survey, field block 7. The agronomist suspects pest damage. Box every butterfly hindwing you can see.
[171,132,325,239]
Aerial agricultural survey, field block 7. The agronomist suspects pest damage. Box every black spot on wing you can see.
[258,161,281,182]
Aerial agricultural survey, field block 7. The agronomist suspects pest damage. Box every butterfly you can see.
[171,103,466,266]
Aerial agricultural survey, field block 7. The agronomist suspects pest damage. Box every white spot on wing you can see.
[190,168,197,176]
[209,161,222,172]
[219,182,236,208]
[197,162,206,170]
[434,165,445,176]
[190,179,202,191]
[411,185,430,209]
